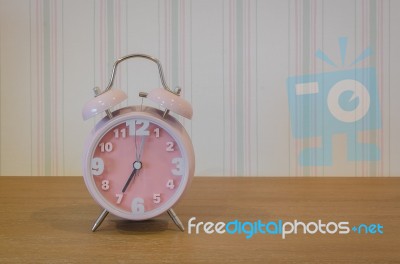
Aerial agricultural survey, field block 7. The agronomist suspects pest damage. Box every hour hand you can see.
[121,161,142,193]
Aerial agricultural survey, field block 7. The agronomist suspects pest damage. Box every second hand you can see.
[121,134,147,193]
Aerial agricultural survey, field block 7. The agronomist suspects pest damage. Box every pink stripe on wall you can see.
[179,0,186,128]
[180,0,185,93]
[100,0,105,87]
[378,0,384,177]
[294,0,299,176]
[312,0,317,176]
[229,0,236,175]
[246,0,251,176]
[52,0,57,175]
[361,0,366,176]
[115,0,121,89]
[36,0,43,175]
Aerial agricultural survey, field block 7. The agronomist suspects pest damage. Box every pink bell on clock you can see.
[142,88,193,120]
[82,88,127,120]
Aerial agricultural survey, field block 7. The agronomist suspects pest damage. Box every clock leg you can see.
[91,209,109,232]
[167,208,185,232]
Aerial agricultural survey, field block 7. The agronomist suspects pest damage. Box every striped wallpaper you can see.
[0,0,399,176]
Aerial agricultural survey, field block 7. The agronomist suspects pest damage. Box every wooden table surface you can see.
[0,177,399,263]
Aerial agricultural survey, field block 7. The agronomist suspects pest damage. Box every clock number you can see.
[115,193,124,204]
[153,193,161,204]
[171,157,184,176]
[136,120,150,135]
[99,142,113,152]
[114,128,126,138]
[91,157,104,176]
[131,197,145,215]
[166,179,175,189]
[154,127,160,138]
[101,180,110,191]
[166,142,174,152]
[127,120,150,136]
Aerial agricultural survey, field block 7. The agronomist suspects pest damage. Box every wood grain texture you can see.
[0,177,399,263]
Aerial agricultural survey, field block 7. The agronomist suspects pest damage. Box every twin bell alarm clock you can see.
[81,54,195,232]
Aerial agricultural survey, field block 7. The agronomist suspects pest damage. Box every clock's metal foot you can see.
[167,208,185,232]
[92,209,109,232]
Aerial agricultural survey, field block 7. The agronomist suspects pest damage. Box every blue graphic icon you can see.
[287,37,381,166]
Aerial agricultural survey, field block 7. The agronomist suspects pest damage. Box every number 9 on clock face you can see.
[83,111,193,221]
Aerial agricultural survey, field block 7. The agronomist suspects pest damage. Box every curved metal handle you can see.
[104,54,174,94]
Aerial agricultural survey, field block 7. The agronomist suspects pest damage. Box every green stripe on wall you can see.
[302,0,310,73]
[107,0,114,75]
[172,0,179,90]
[369,0,377,175]
[43,0,51,176]
[236,0,244,176]
[0,14,2,175]
[302,0,311,176]
[0,7,2,175]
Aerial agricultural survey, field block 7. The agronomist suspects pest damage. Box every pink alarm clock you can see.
[82,54,195,232]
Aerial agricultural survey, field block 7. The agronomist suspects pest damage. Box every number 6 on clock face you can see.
[83,108,195,221]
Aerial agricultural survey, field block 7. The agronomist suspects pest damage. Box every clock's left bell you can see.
[82,88,127,120]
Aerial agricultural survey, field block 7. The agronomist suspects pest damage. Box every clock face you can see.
[86,114,188,220]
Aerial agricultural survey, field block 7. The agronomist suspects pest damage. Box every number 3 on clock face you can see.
[84,112,193,221]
